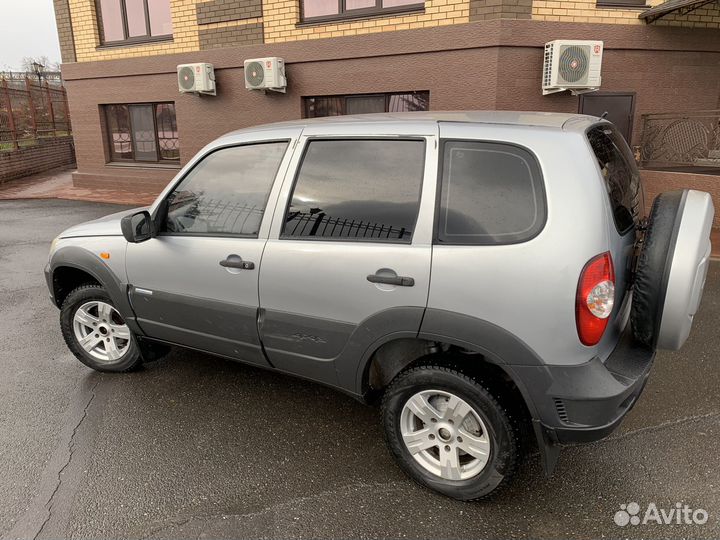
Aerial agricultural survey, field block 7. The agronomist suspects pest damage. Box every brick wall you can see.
[68,0,201,61]
[199,22,264,49]
[197,0,263,24]
[641,169,720,229]
[532,0,720,27]
[470,0,531,21]
[54,0,77,62]
[0,138,76,184]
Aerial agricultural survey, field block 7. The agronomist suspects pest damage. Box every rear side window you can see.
[587,125,642,234]
[436,141,546,245]
[163,141,288,237]
[282,139,425,243]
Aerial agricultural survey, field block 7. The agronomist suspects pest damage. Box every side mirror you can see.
[120,210,156,243]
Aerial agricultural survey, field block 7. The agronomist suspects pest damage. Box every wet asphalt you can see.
[0,198,719,540]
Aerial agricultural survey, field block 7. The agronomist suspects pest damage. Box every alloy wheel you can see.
[72,301,131,362]
[400,389,491,481]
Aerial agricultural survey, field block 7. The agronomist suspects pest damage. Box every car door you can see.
[259,122,438,388]
[125,129,300,365]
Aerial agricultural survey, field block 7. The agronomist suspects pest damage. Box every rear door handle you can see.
[220,255,255,270]
[366,274,415,287]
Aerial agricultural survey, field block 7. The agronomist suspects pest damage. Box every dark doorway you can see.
[579,92,636,143]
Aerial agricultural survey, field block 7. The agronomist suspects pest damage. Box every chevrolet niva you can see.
[46,112,714,500]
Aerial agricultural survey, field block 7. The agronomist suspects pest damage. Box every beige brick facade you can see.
[532,0,720,28]
[64,0,720,63]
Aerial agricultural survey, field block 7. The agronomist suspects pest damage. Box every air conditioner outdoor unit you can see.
[244,57,286,93]
[177,63,216,96]
[542,40,603,96]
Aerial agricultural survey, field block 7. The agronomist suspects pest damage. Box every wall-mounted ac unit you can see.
[177,63,216,96]
[542,40,603,96]
[244,57,286,93]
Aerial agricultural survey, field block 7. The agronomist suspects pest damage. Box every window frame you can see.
[156,140,292,239]
[279,136,427,245]
[96,0,173,47]
[103,102,179,165]
[303,91,430,118]
[433,139,548,246]
[300,0,424,24]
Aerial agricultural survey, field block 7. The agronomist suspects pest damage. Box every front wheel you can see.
[381,365,519,501]
[60,284,143,372]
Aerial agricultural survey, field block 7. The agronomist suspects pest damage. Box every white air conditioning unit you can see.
[244,57,286,93]
[177,63,216,96]
[542,40,603,96]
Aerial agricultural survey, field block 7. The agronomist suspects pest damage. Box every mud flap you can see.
[532,419,560,477]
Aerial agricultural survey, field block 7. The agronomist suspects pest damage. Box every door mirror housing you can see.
[121,210,156,243]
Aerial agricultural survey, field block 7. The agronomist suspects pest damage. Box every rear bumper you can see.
[513,326,655,446]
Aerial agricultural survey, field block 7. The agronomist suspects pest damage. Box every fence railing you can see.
[640,110,720,169]
[0,77,72,151]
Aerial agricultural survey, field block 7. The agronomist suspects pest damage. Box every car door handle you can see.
[219,256,255,270]
[366,274,415,287]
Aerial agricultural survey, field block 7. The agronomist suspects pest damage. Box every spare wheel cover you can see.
[631,189,714,350]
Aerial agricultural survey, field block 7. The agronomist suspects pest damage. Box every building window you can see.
[596,0,646,7]
[301,0,423,22]
[304,91,429,118]
[97,0,173,45]
[104,103,179,164]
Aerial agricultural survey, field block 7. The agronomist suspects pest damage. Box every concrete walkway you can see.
[0,167,157,206]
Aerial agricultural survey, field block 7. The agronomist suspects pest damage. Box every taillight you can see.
[576,252,615,346]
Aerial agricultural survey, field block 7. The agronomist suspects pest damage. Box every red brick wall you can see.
[0,138,76,184]
[641,169,720,229]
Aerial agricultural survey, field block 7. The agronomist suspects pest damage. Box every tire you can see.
[631,191,684,348]
[381,364,519,501]
[60,284,143,372]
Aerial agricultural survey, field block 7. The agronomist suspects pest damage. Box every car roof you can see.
[218,111,604,140]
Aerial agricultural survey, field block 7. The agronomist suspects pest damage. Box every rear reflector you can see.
[576,252,615,346]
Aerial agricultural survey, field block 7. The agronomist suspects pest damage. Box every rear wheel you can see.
[381,364,519,500]
[60,285,143,372]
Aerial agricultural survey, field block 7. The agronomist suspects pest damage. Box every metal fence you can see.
[0,76,72,151]
[640,110,720,169]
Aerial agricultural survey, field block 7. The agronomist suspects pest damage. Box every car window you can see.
[587,125,643,234]
[282,139,425,243]
[437,140,546,245]
[163,141,288,237]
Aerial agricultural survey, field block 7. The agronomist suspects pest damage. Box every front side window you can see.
[587,125,642,234]
[163,142,289,237]
[302,0,423,22]
[282,139,425,243]
[437,141,546,245]
[97,0,173,45]
[304,91,429,118]
[104,103,178,164]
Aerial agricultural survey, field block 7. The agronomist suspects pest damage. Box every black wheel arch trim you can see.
[49,246,144,336]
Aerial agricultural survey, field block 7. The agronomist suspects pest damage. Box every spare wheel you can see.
[631,189,714,350]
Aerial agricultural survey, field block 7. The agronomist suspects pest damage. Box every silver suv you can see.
[46,112,714,500]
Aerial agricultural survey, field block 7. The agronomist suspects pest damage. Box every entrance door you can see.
[580,92,635,142]
[125,130,300,365]
[259,127,438,387]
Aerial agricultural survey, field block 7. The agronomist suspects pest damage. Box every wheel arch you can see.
[50,246,139,333]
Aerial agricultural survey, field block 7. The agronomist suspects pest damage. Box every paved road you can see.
[1,198,719,539]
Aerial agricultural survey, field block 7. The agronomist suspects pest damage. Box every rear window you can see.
[436,140,546,245]
[587,125,643,235]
